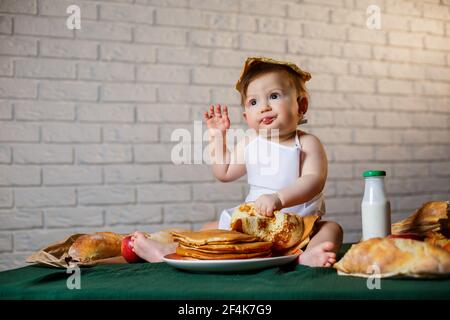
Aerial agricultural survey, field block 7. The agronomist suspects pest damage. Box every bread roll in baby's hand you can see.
[230,202,319,252]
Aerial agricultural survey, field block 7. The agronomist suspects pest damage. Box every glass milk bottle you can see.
[361,170,391,240]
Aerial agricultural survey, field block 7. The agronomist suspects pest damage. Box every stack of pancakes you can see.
[171,229,272,260]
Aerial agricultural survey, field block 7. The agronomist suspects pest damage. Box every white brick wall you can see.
[0,0,449,270]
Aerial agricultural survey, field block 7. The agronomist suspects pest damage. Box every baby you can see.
[133,57,343,267]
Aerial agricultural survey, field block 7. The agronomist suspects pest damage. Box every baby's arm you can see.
[277,133,328,208]
[204,104,246,182]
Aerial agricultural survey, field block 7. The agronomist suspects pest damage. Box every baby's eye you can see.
[248,99,257,106]
[270,93,280,100]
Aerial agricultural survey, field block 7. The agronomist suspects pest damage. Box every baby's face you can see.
[242,72,301,137]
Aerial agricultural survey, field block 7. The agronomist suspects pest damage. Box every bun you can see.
[68,232,125,263]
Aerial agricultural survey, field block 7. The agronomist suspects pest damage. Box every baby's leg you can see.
[132,231,177,263]
[298,220,343,268]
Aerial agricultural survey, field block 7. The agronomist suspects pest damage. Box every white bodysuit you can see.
[218,130,325,230]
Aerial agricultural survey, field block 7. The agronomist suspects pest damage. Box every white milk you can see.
[361,172,391,240]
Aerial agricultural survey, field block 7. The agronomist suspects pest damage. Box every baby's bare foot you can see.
[298,241,336,268]
[132,231,177,263]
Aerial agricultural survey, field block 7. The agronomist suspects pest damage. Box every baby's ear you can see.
[242,112,247,121]
[297,96,308,115]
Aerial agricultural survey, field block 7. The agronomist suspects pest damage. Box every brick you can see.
[0,100,12,119]
[415,82,450,97]
[190,0,240,12]
[337,77,375,93]
[424,35,450,51]
[304,0,344,6]
[303,22,346,40]
[342,43,371,59]
[428,130,450,144]
[192,67,238,85]
[158,85,210,103]
[241,34,286,53]
[330,8,365,25]
[0,36,37,56]
[106,205,162,225]
[308,75,335,92]
[0,16,12,34]
[307,57,348,75]
[38,0,97,19]
[78,62,134,81]
[40,81,98,101]
[346,94,391,111]
[135,26,187,45]
[40,39,98,60]
[101,43,155,63]
[134,144,174,163]
[0,0,36,14]
[14,144,73,164]
[393,163,429,178]
[423,3,450,20]
[210,88,241,105]
[353,129,399,145]
[288,3,330,21]
[105,165,160,184]
[257,17,285,34]
[386,0,422,17]
[354,162,394,178]
[160,123,194,142]
[0,233,12,252]
[310,128,352,144]
[378,79,413,95]
[334,146,374,161]
[307,110,333,126]
[237,15,257,32]
[335,111,375,128]
[389,32,424,48]
[137,104,190,123]
[138,184,191,203]
[14,101,75,121]
[193,183,243,201]
[15,187,76,208]
[382,14,409,31]
[162,164,213,182]
[14,229,79,252]
[410,18,444,35]
[430,161,450,176]
[0,190,13,208]
[157,47,209,65]
[15,16,73,38]
[43,166,102,185]
[414,178,450,194]
[76,145,132,164]
[375,146,413,161]
[410,50,446,65]
[155,8,206,28]
[0,57,12,76]
[45,207,103,228]
[164,203,215,223]
[137,65,190,84]
[425,66,450,82]
[325,197,359,215]
[350,61,389,77]
[0,123,39,142]
[189,30,238,48]
[414,146,449,161]
[77,103,135,123]
[0,79,37,98]
[75,21,132,41]
[15,58,76,79]
[412,113,447,129]
[102,83,156,102]
[328,163,353,179]
[373,46,410,62]
[103,124,158,143]
[78,186,135,205]
[0,166,40,186]
[399,130,428,144]
[0,145,11,164]
[100,3,154,23]
[240,0,286,17]
[391,96,427,112]
[0,210,42,230]
[336,179,363,196]
[347,27,387,45]
[389,64,425,80]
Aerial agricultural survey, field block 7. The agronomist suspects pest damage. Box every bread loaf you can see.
[68,232,125,263]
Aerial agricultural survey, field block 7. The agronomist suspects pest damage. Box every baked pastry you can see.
[230,202,319,252]
[68,232,125,263]
[334,237,450,278]
[392,201,449,235]
[424,231,450,252]
[171,229,260,246]
[176,246,271,260]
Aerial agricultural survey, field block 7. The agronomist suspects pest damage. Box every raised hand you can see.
[203,104,231,135]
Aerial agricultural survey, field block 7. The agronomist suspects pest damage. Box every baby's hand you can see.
[203,104,231,136]
[254,193,282,217]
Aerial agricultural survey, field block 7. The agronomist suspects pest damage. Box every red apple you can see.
[388,233,424,241]
[121,235,144,263]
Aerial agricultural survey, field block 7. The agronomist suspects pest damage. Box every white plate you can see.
[162,253,300,273]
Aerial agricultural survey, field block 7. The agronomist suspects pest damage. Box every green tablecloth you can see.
[1,244,449,300]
